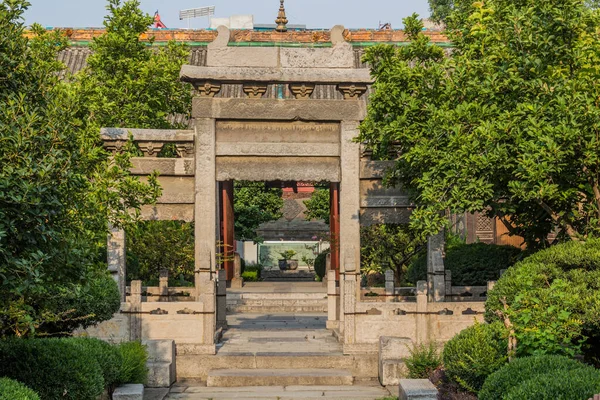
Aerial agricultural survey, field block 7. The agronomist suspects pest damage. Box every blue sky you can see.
[24,0,431,30]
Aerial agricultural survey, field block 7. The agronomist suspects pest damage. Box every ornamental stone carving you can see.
[242,83,268,99]
[289,83,315,99]
[194,80,221,97]
[175,142,195,158]
[337,83,368,100]
[103,140,127,154]
[137,141,165,158]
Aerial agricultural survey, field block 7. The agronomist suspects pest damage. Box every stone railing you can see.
[100,128,195,158]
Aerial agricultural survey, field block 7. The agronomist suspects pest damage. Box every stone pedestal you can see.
[113,384,144,400]
[379,336,412,386]
[399,379,438,400]
[144,340,176,388]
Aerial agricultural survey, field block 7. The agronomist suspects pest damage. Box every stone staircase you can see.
[226,292,327,313]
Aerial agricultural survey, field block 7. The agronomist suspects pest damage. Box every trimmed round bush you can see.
[480,355,591,400]
[314,250,329,280]
[407,242,522,286]
[0,338,104,400]
[67,337,123,389]
[0,378,40,400]
[505,367,600,400]
[118,341,148,384]
[442,321,508,393]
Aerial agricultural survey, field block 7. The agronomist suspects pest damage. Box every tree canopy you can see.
[359,1,600,248]
[234,182,284,242]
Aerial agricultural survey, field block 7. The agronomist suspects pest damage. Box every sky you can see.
[24,0,431,30]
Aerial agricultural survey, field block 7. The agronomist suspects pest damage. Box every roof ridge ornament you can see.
[275,0,288,32]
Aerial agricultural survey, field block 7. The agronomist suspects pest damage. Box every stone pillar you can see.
[323,253,331,286]
[159,269,169,302]
[326,269,339,330]
[231,253,243,289]
[415,281,428,345]
[216,269,227,330]
[130,280,142,341]
[343,277,357,347]
[339,121,362,337]
[194,118,217,293]
[201,279,216,349]
[108,226,126,302]
[329,182,340,280]
[444,270,452,301]
[427,231,446,302]
[385,270,395,303]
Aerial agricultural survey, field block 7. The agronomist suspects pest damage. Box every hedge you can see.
[68,337,123,389]
[479,355,592,400]
[0,338,104,400]
[0,378,40,400]
[442,322,508,393]
[118,341,148,385]
[504,367,600,400]
[407,242,522,286]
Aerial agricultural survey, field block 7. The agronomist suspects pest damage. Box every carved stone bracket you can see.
[337,83,368,100]
[103,140,127,154]
[175,142,195,158]
[243,83,268,99]
[137,141,165,158]
[194,80,222,97]
[289,83,315,99]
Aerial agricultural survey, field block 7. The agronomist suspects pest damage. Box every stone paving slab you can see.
[165,385,392,400]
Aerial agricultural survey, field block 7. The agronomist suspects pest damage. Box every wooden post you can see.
[220,181,235,281]
[329,182,340,281]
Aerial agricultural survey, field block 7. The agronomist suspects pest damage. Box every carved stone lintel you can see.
[337,83,368,100]
[243,83,268,99]
[289,83,315,99]
[137,141,165,158]
[194,80,221,97]
[175,142,195,158]
[103,140,127,154]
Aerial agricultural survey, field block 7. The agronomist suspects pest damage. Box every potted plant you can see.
[301,255,315,272]
[278,250,298,271]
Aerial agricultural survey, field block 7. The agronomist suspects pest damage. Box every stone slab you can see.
[206,368,354,387]
[131,158,195,177]
[399,379,438,400]
[113,384,144,400]
[143,388,169,400]
[101,128,194,142]
[216,156,340,182]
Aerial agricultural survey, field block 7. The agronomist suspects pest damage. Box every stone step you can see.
[206,369,354,387]
[227,305,327,313]
[227,292,327,300]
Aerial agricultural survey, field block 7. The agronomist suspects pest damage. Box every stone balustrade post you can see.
[231,253,243,289]
[130,280,142,341]
[326,269,338,330]
[445,270,452,301]
[385,270,395,303]
[416,281,428,345]
[216,269,227,330]
[159,269,169,302]
[108,226,126,302]
[427,231,446,302]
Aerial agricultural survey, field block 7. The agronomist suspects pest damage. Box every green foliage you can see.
[360,224,425,285]
[234,181,284,242]
[442,322,508,393]
[118,341,148,384]
[428,0,454,24]
[359,1,600,248]
[35,271,120,336]
[486,239,600,359]
[75,0,191,129]
[278,250,297,260]
[480,355,592,400]
[407,242,522,286]
[304,188,330,224]
[68,337,123,390]
[0,378,40,400]
[505,367,600,400]
[242,270,260,282]
[0,0,158,337]
[314,250,330,280]
[126,221,194,284]
[0,338,105,400]
[405,342,442,379]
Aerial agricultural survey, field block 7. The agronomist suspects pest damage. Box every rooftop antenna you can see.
[275,0,288,32]
[179,6,215,30]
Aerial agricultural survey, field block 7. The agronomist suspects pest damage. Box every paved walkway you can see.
[164,383,394,399]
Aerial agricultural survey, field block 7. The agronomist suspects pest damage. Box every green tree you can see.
[359,1,600,249]
[234,182,284,242]
[428,0,454,24]
[303,187,330,224]
[0,0,158,337]
[75,0,191,130]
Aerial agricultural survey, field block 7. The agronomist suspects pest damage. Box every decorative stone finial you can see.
[275,0,288,32]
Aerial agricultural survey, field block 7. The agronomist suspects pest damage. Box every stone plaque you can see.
[216,120,340,144]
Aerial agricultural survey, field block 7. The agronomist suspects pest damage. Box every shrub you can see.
[118,341,148,384]
[314,249,329,280]
[67,337,123,389]
[407,242,522,286]
[405,342,442,379]
[242,270,259,282]
[485,239,600,359]
[442,322,508,393]
[504,367,600,400]
[0,378,40,400]
[479,355,591,400]
[0,338,104,400]
[38,270,121,335]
